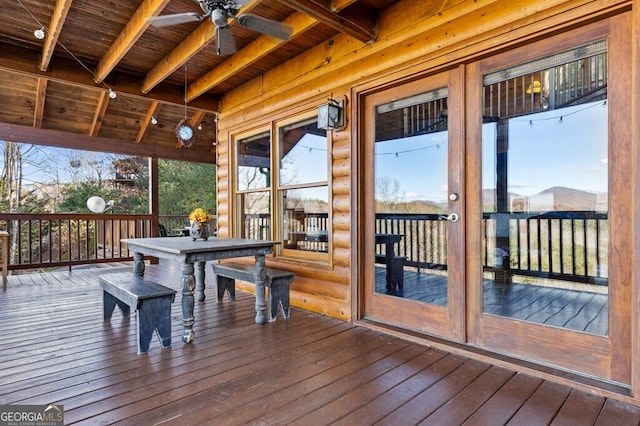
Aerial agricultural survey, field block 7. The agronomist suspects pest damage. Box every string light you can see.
[376,143,442,157]
[17,0,118,100]
[514,100,606,126]
[151,116,158,125]
[298,145,327,152]
[33,27,45,39]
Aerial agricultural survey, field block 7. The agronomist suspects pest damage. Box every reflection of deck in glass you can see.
[375,267,608,336]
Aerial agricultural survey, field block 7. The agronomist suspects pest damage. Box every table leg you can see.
[254,254,267,324]
[194,261,206,302]
[385,243,393,291]
[132,252,145,276]
[181,262,196,343]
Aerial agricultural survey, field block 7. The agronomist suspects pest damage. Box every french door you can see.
[362,68,466,341]
[361,14,632,384]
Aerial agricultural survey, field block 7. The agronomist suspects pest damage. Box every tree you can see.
[158,160,216,215]
[58,182,119,213]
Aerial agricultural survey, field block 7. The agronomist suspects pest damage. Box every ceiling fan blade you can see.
[148,12,204,27]
[216,26,237,56]
[237,14,293,40]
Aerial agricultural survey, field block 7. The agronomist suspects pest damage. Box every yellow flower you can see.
[189,208,212,224]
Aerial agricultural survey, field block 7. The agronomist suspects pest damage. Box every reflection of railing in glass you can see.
[375,212,607,286]
[244,213,271,241]
[243,211,607,285]
[283,210,328,252]
[483,211,608,285]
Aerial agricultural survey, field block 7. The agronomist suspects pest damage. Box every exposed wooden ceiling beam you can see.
[0,123,215,163]
[39,0,73,72]
[95,0,171,84]
[137,102,162,143]
[189,110,207,129]
[0,44,219,111]
[278,0,376,44]
[187,12,317,101]
[33,78,47,128]
[141,0,263,94]
[141,21,216,94]
[90,91,109,137]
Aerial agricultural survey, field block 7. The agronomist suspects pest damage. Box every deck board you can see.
[377,268,609,335]
[0,261,639,425]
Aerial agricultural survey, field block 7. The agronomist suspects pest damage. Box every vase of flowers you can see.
[189,208,212,241]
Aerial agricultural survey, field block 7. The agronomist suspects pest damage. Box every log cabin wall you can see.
[215,0,633,323]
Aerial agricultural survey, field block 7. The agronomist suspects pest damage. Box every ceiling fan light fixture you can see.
[34,27,45,40]
[211,8,228,27]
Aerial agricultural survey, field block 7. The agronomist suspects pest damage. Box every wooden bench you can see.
[98,272,176,354]
[375,254,406,290]
[212,262,294,322]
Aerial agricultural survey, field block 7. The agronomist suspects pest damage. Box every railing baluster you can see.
[571,219,576,276]
[596,219,601,278]
[582,218,588,277]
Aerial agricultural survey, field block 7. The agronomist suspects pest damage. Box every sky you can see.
[374,100,608,205]
[13,99,606,208]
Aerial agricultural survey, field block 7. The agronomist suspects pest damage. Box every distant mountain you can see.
[482,186,604,211]
[535,186,600,211]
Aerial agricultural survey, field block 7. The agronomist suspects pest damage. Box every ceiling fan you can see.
[148,0,293,55]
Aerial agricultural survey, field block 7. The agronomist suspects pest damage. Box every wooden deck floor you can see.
[2,261,640,425]
[376,267,608,335]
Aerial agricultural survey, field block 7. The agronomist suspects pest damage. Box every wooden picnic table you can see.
[121,236,278,344]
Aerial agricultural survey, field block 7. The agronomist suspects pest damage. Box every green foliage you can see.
[158,160,216,215]
[0,140,215,215]
[59,182,119,213]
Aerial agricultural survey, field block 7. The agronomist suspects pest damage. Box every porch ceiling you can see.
[0,0,395,163]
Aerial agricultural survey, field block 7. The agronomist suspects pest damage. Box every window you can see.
[481,40,609,334]
[234,116,329,260]
[237,131,272,240]
[279,118,329,257]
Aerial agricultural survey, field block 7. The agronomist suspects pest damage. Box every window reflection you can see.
[481,41,609,335]
[282,188,329,252]
[237,131,271,240]
[373,88,450,302]
[238,132,271,191]
[278,118,329,257]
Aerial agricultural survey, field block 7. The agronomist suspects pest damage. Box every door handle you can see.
[438,213,459,222]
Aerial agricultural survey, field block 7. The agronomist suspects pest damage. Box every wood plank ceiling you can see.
[0,0,394,163]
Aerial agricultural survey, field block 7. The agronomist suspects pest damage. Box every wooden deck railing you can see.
[3,211,606,285]
[245,211,608,285]
[0,213,156,271]
[0,214,217,272]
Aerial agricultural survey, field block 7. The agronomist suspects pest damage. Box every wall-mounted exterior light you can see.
[317,99,344,130]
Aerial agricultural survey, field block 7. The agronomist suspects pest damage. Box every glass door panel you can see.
[363,70,464,341]
[468,15,632,382]
[481,42,609,335]
[374,91,449,303]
